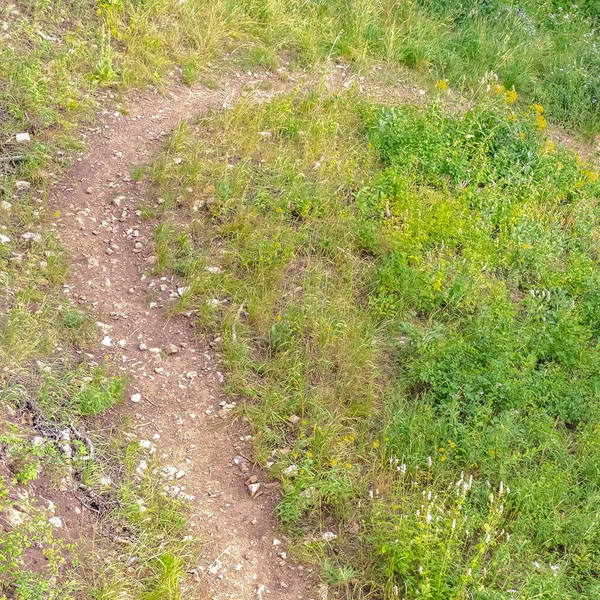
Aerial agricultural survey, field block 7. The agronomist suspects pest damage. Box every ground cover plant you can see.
[4,0,600,597]
[151,83,600,597]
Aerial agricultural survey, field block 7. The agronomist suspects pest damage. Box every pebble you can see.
[131,393,142,403]
[49,516,63,528]
[101,336,112,347]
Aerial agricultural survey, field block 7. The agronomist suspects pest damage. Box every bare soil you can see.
[50,72,315,600]
[44,64,432,598]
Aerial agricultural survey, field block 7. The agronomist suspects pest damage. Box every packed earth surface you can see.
[51,74,315,600]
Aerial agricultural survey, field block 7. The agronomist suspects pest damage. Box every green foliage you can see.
[152,86,600,597]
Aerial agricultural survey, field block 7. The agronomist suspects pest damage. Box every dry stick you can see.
[0,155,26,163]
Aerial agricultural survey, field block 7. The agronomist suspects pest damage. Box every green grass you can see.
[4,0,600,597]
[151,85,600,597]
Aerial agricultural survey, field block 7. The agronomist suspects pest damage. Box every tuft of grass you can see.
[151,83,600,596]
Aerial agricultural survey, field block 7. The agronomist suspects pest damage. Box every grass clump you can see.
[151,84,600,597]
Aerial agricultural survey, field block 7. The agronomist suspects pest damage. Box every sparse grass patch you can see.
[152,83,600,597]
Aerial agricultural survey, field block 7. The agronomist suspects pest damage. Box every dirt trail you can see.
[51,73,315,599]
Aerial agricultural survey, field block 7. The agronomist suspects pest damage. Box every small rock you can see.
[0,201,11,211]
[139,343,148,351]
[0,234,10,244]
[282,464,298,477]
[145,256,157,266]
[322,531,338,541]
[130,393,142,403]
[85,187,93,194]
[247,482,261,497]
[272,538,281,546]
[21,232,42,243]
[15,132,31,142]
[165,343,178,355]
[48,516,63,528]
[15,181,31,190]
[5,508,26,527]
[101,336,112,347]
[288,415,300,424]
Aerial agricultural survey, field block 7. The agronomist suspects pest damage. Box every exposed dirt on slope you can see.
[44,61,435,598]
[50,72,317,600]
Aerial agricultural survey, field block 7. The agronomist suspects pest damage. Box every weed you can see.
[152,83,600,596]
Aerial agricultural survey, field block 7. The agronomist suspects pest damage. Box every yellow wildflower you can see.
[505,89,518,104]
[439,447,445,453]
[440,455,447,462]
[494,84,506,95]
[531,103,544,115]
[508,112,518,123]
[345,462,353,469]
[448,440,456,449]
[536,114,547,131]
[331,459,339,466]
[373,440,380,449]
[437,79,448,91]
[542,140,555,154]
[519,132,525,140]
[583,169,599,183]
[306,451,313,458]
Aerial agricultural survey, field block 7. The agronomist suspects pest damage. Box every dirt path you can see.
[50,73,315,599]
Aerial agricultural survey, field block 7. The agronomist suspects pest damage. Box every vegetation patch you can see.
[151,85,600,597]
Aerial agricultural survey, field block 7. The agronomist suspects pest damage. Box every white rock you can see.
[0,201,11,211]
[21,232,42,243]
[0,235,10,244]
[5,508,26,527]
[322,531,337,541]
[139,439,152,449]
[15,181,31,190]
[272,538,281,546]
[247,483,261,497]
[49,516,63,528]
[139,343,148,351]
[175,470,185,479]
[101,336,112,347]
[130,393,142,403]
[15,132,31,142]
[282,464,298,477]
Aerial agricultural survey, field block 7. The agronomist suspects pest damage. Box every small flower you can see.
[440,455,447,461]
[372,440,380,449]
[438,447,445,453]
[508,112,518,123]
[330,459,339,467]
[448,440,456,449]
[519,132,526,140]
[505,89,518,103]
[531,103,544,115]
[306,451,313,458]
[542,140,555,154]
[437,79,448,91]
[536,114,548,130]
[494,84,506,95]
[345,462,353,469]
